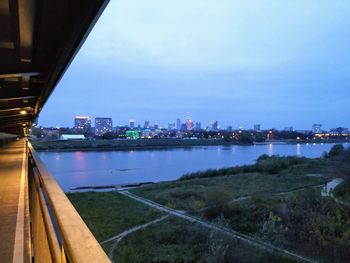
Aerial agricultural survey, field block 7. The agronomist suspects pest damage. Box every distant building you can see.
[154,123,159,129]
[74,116,91,133]
[209,120,218,131]
[330,127,349,135]
[254,124,261,132]
[129,119,135,129]
[116,126,127,136]
[312,124,322,134]
[284,126,294,132]
[143,120,149,129]
[226,126,233,131]
[186,118,192,130]
[176,118,181,130]
[60,134,85,140]
[95,117,113,136]
[180,123,187,131]
[194,122,202,131]
[126,130,139,139]
[167,123,175,130]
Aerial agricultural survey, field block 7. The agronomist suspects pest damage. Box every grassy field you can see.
[129,154,350,262]
[334,180,350,204]
[113,217,296,263]
[67,191,164,242]
[68,146,350,262]
[130,157,343,214]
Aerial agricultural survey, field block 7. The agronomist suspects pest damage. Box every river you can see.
[38,143,345,192]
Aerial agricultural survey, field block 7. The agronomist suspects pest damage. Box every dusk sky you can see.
[39,0,350,130]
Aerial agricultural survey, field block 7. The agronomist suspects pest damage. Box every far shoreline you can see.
[31,138,348,152]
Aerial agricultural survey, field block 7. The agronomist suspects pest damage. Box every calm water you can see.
[38,143,345,192]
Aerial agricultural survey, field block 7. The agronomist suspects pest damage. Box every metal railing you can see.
[27,142,110,262]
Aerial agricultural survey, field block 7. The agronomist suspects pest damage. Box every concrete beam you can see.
[18,0,36,62]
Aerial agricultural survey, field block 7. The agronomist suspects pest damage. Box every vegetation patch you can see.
[334,180,350,204]
[67,191,163,242]
[114,217,296,263]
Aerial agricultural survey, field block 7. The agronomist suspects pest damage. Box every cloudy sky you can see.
[40,0,350,130]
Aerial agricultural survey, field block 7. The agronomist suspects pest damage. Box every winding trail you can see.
[232,183,325,203]
[120,191,316,263]
[321,178,343,197]
[321,178,350,206]
[101,214,169,261]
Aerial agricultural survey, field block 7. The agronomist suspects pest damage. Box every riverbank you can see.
[31,138,230,151]
[67,146,350,262]
[31,138,347,151]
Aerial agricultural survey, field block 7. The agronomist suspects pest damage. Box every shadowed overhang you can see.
[0,0,109,135]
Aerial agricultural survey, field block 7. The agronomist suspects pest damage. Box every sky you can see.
[39,0,350,130]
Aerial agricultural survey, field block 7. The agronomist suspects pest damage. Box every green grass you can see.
[114,217,296,263]
[131,171,327,213]
[67,191,164,242]
[128,155,350,262]
[67,150,350,262]
[334,180,350,204]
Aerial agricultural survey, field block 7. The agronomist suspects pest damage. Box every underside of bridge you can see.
[0,0,108,135]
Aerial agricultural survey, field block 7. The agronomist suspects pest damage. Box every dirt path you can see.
[321,178,343,197]
[101,214,169,262]
[232,183,324,203]
[120,191,316,263]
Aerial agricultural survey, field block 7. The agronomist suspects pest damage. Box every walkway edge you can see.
[12,142,26,263]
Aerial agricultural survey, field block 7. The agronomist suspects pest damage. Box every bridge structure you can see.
[0,0,111,262]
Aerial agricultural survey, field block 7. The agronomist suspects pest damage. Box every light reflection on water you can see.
[38,143,343,192]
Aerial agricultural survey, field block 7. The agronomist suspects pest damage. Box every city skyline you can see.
[39,115,349,134]
[39,1,350,130]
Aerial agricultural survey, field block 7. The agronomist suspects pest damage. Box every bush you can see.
[328,144,345,157]
[180,154,307,179]
[204,186,232,219]
[256,155,306,174]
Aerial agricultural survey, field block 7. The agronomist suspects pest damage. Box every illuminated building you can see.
[74,116,91,133]
[95,117,113,136]
[126,130,140,139]
[209,120,218,131]
[186,118,192,130]
[130,119,135,129]
[144,120,150,129]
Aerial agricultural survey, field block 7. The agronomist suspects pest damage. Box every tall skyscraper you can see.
[186,118,192,130]
[143,120,150,129]
[74,116,91,133]
[95,117,113,136]
[176,118,181,130]
[129,119,135,129]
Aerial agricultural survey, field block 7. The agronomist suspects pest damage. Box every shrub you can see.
[328,144,345,157]
[204,186,232,219]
